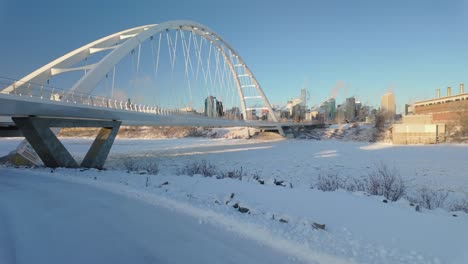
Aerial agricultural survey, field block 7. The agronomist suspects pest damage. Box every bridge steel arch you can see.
[2,20,279,123]
[2,25,151,94]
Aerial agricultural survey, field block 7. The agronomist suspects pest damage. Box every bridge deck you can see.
[0,93,307,128]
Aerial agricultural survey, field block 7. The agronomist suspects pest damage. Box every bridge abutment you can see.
[12,117,120,169]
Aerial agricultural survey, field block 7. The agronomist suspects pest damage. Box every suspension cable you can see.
[131,49,136,104]
[213,47,221,101]
[180,30,193,106]
[150,33,162,106]
[136,44,141,74]
[111,66,116,98]
[193,33,203,81]
[194,35,209,98]
[206,40,214,97]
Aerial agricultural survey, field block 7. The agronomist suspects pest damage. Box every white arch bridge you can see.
[0,20,301,169]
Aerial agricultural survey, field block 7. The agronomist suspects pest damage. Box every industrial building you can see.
[396,83,468,144]
[392,115,446,144]
[413,84,468,122]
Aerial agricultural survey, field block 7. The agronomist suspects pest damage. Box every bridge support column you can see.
[12,117,120,169]
[277,126,286,137]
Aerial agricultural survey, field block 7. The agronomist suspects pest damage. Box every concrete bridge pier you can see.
[12,117,120,169]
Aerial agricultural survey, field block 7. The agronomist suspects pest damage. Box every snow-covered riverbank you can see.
[1,138,467,263]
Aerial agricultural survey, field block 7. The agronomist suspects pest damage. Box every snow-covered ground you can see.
[0,170,303,264]
[1,137,468,263]
[13,136,463,195]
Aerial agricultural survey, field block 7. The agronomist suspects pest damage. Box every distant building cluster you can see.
[204,96,224,118]
[309,96,370,124]
[175,86,397,126]
[274,88,376,125]
[275,88,308,122]
[224,107,241,120]
[177,94,270,121]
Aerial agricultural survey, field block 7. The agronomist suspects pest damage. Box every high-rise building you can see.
[381,92,396,117]
[321,98,336,122]
[355,101,362,112]
[225,107,241,120]
[300,89,307,108]
[204,96,223,117]
[286,98,303,116]
[246,109,256,120]
[345,97,356,121]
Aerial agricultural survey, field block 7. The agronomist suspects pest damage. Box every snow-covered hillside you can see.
[59,126,256,139]
[1,138,467,263]
[295,123,391,142]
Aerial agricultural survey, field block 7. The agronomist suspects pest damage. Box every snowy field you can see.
[2,137,465,194]
[1,137,468,263]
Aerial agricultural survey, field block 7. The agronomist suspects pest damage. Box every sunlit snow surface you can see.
[51,137,468,194]
[1,137,467,263]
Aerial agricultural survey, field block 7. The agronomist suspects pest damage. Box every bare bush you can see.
[344,177,367,192]
[312,164,405,201]
[218,167,247,180]
[123,158,139,172]
[370,110,393,142]
[145,162,160,175]
[451,198,468,213]
[314,173,345,191]
[459,112,468,137]
[123,158,159,175]
[448,111,468,142]
[186,127,206,137]
[179,160,217,177]
[310,165,462,212]
[407,187,449,210]
[374,110,387,130]
[366,163,406,201]
[178,162,260,180]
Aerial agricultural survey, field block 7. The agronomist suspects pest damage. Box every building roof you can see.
[414,92,468,107]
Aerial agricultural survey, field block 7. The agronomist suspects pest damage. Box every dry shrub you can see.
[451,198,468,213]
[218,167,247,180]
[179,160,218,177]
[314,173,345,191]
[123,158,159,175]
[314,163,406,202]
[367,162,406,201]
[408,187,449,210]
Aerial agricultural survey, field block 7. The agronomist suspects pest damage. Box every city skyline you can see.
[1,0,468,113]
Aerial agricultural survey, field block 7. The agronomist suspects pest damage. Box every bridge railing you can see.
[0,78,252,121]
[0,78,203,116]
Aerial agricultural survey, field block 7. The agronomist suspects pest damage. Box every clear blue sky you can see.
[1,0,468,112]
